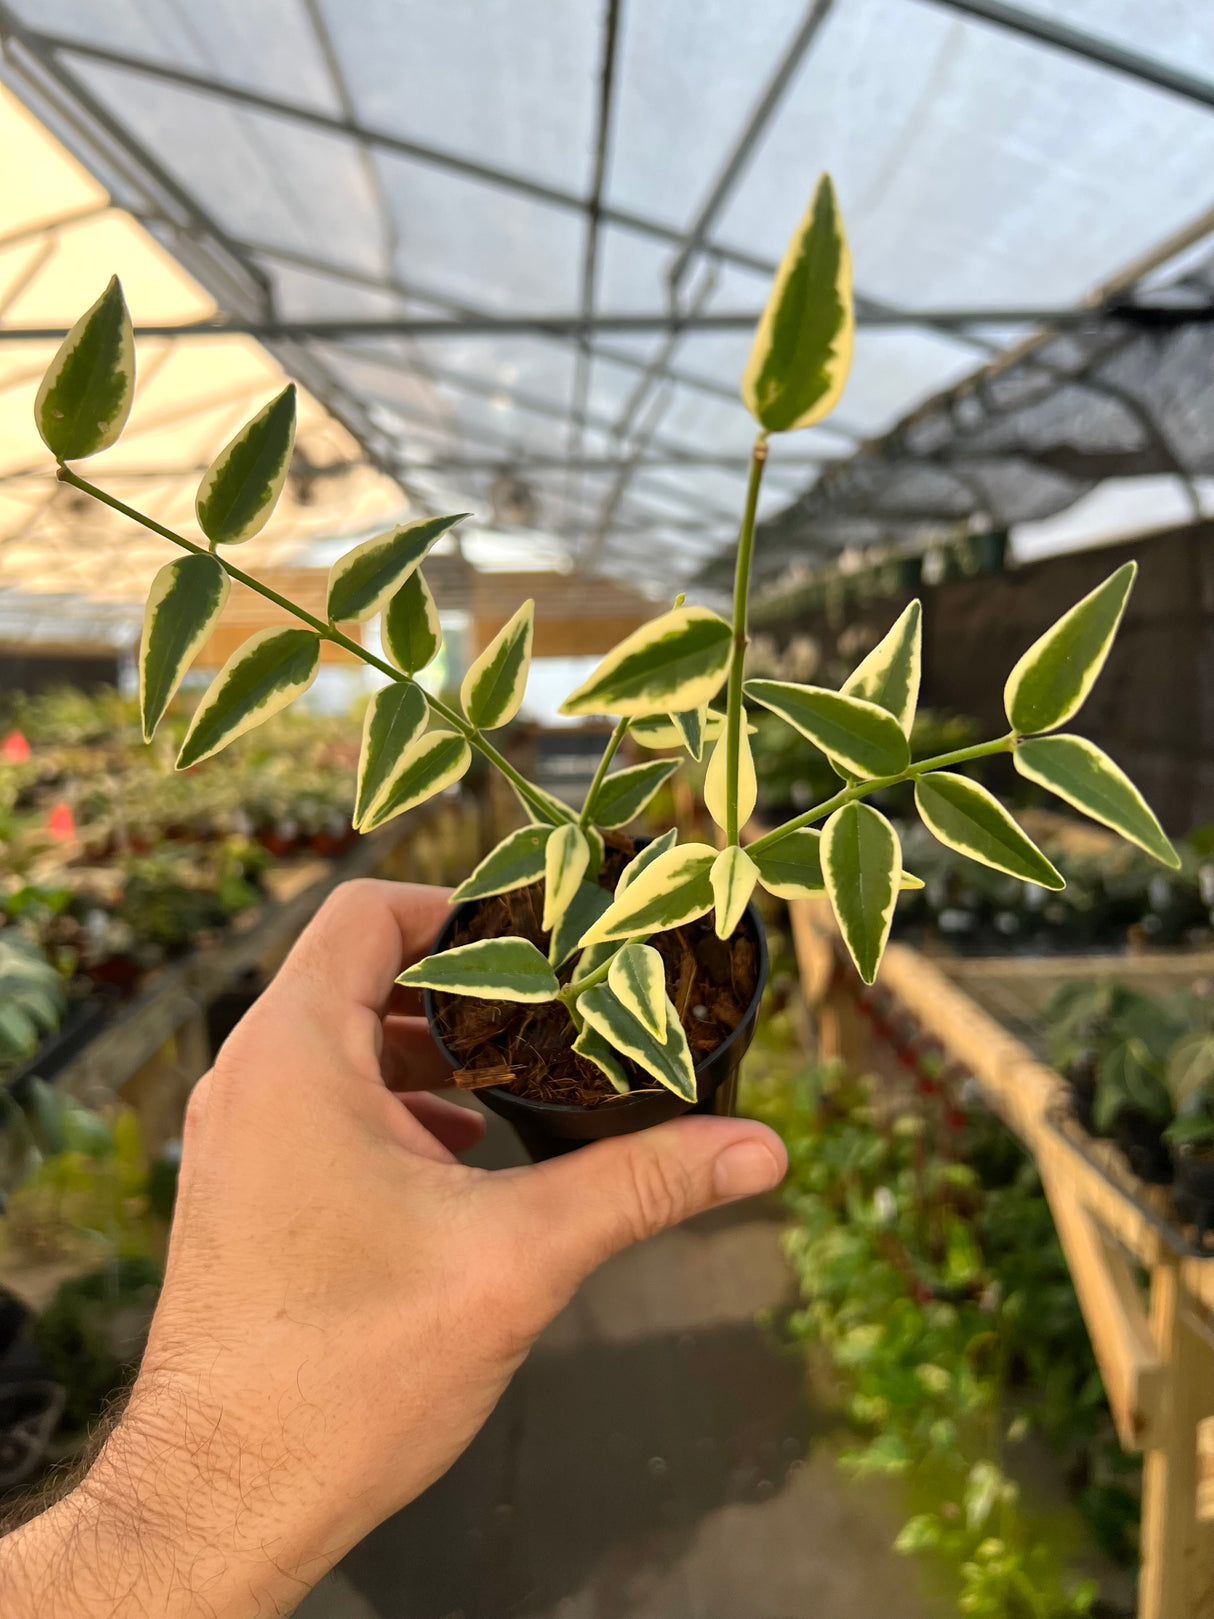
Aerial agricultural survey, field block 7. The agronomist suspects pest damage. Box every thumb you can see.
[507,1115,787,1299]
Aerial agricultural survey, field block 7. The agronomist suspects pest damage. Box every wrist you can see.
[0,1371,345,1619]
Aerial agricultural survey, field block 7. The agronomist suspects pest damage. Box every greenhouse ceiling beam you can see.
[923,0,1214,111]
[402,452,827,471]
[0,303,1202,341]
[8,24,1007,359]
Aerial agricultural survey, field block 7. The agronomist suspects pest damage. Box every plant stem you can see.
[57,466,570,824]
[746,734,1017,855]
[557,935,650,1004]
[724,434,768,846]
[578,716,629,829]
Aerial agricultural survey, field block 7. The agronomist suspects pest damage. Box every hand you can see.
[1,880,786,1619]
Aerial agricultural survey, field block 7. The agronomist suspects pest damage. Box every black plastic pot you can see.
[423,896,769,1162]
[1171,1151,1214,1237]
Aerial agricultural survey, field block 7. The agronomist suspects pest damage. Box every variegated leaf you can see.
[35,275,134,460]
[542,822,589,932]
[1004,562,1135,736]
[139,554,229,741]
[177,627,319,769]
[361,729,471,831]
[841,601,922,736]
[327,514,466,623]
[353,682,429,829]
[616,828,679,895]
[579,983,696,1103]
[631,710,728,751]
[573,1025,631,1093]
[451,823,552,903]
[196,385,297,545]
[751,826,921,897]
[461,600,533,729]
[396,937,558,1002]
[742,174,853,434]
[704,725,757,832]
[711,845,758,941]
[572,936,626,986]
[560,607,732,718]
[745,679,909,779]
[915,771,1064,889]
[751,828,824,898]
[384,569,442,673]
[608,942,668,1039]
[549,881,613,969]
[586,759,678,830]
[1014,734,1179,869]
[579,842,717,946]
[821,802,901,985]
[670,707,708,762]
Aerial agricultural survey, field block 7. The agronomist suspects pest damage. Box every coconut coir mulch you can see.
[434,829,760,1106]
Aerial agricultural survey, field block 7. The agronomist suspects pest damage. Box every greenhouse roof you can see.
[2,0,1214,594]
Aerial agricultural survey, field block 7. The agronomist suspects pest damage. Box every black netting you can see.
[717,250,1214,588]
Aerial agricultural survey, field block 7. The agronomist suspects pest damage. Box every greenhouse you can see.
[1,4,1214,1617]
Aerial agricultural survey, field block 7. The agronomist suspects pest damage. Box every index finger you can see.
[278,878,454,1013]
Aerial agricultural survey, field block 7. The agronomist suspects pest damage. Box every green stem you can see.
[746,734,1016,855]
[724,434,768,845]
[578,716,629,829]
[557,933,650,1004]
[57,466,570,825]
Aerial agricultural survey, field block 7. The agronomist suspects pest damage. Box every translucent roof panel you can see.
[3,0,1214,591]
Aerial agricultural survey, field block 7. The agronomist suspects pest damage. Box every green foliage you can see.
[177,627,321,769]
[34,275,134,461]
[326,514,465,623]
[745,1023,1133,1608]
[1004,563,1135,737]
[560,607,732,719]
[139,554,230,741]
[461,601,534,730]
[195,385,297,545]
[396,936,559,1002]
[820,801,900,984]
[0,934,67,1068]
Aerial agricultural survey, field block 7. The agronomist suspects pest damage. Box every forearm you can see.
[0,1375,342,1619]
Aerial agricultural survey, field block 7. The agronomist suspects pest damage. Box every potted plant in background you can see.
[33,178,1180,1160]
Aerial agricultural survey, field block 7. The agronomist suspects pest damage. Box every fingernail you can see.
[713,1140,782,1201]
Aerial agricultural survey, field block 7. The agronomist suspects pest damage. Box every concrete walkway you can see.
[297,1104,941,1619]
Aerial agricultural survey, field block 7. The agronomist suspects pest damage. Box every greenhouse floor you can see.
[296,1100,945,1619]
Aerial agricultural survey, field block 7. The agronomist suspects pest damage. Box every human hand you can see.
[2,880,786,1619]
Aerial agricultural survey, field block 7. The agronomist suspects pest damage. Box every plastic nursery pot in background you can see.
[423,896,769,1163]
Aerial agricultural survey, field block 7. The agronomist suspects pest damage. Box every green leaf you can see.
[915,771,1064,889]
[327,514,466,623]
[631,710,728,751]
[542,822,590,932]
[396,937,559,1002]
[573,1025,631,1093]
[384,568,442,673]
[608,942,668,1039]
[742,174,853,434]
[670,707,708,762]
[361,728,471,831]
[1014,734,1179,869]
[704,725,757,831]
[587,759,678,830]
[177,626,319,769]
[821,802,901,985]
[1004,562,1135,735]
[549,881,613,969]
[512,777,578,827]
[461,600,533,729]
[196,385,297,545]
[751,828,825,898]
[138,554,230,741]
[579,983,696,1103]
[353,682,429,829]
[451,823,552,903]
[35,275,134,460]
[711,845,758,940]
[560,607,732,718]
[841,601,922,737]
[616,827,679,895]
[745,679,910,779]
[579,842,717,946]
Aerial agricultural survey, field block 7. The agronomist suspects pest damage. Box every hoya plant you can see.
[35,177,1179,1110]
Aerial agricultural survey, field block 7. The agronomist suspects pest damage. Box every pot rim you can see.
[422,895,769,1119]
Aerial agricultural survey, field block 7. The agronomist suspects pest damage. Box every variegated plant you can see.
[37,175,1178,1106]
